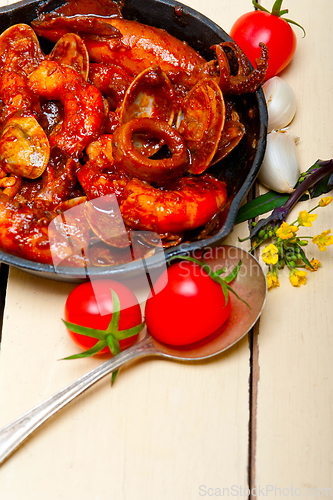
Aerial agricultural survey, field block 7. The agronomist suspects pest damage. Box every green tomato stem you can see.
[62,340,108,360]
[252,1,270,14]
[271,0,285,16]
[168,254,250,309]
[62,289,145,371]
[252,0,306,36]
[62,319,107,340]
[106,289,121,334]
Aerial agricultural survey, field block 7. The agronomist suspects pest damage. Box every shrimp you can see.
[120,175,227,235]
[77,135,131,202]
[28,60,107,156]
[0,72,40,123]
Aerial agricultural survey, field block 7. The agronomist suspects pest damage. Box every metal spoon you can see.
[0,245,266,465]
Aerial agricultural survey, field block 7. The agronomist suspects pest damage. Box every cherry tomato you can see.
[64,279,142,354]
[230,5,298,81]
[145,261,231,346]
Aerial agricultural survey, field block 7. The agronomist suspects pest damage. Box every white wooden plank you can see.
[254,0,333,494]
[0,1,254,498]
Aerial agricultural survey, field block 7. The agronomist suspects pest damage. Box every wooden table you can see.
[0,0,332,498]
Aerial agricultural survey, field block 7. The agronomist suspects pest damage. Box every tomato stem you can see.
[62,289,145,385]
[168,254,250,309]
[271,0,285,16]
[252,0,306,36]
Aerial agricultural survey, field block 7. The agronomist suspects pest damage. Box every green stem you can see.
[271,0,285,16]
[251,238,265,250]
[252,1,270,13]
[308,205,320,213]
[252,0,306,36]
[168,254,249,308]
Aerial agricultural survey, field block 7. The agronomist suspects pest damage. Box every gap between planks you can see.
[0,263,9,346]
[246,177,262,497]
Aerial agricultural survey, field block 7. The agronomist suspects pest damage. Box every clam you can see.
[177,78,225,174]
[84,194,130,249]
[48,33,89,80]
[0,115,50,179]
[211,120,246,164]
[0,24,44,75]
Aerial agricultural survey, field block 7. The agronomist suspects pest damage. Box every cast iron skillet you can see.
[0,0,267,282]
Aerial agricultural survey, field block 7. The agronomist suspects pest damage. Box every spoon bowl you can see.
[0,245,266,465]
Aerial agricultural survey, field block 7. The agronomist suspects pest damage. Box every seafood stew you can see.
[0,0,267,281]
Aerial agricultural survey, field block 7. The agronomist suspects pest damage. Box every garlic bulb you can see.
[263,77,297,133]
[258,129,300,194]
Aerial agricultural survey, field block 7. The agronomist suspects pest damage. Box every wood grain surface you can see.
[0,1,332,499]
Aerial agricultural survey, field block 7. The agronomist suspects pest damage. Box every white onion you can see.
[258,129,300,194]
[263,76,297,133]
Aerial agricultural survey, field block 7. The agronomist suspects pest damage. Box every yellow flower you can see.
[262,243,279,265]
[305,258,321,272]
[319,196,333,207]
[266,273,280,290]
[312,230,333,251]
[276,222,298,240]
[297,210,317,227]
[289,269,307,287]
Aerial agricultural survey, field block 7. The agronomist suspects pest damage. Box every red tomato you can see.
[64,279,142,354]
[145,261,231,346]
[230,10,297,81]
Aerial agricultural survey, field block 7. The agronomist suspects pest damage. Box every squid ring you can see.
[112,117,188,183]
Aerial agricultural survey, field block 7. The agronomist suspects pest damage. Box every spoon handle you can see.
[0,335,156,465]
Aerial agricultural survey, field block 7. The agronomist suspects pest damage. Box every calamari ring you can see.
[112,117,188,183]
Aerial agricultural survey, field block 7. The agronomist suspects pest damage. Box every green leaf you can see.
[114,320,146,341]
[283,18,306,37]
[63,340,108,360]
[223,260,242,284]
[309,174,333,198]
[62,319,107,340]
[220,281,229,306]
[213,266,227,276]
[106,334,120,357]
[106,289,121,334]
[252,0,270,13]
[297,245,313,269]
[226,284,251,310]
[111,370,119,386]
[168,255,203,267]
[235,161,333,225]
[235,192,290,224]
